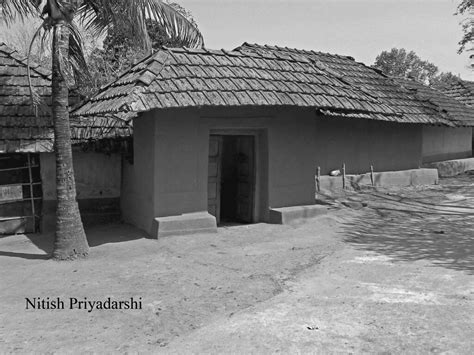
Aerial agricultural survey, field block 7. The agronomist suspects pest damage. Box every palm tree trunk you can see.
[51,23,89,260]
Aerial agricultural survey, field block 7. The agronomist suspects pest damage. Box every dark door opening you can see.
[208,135,255,225]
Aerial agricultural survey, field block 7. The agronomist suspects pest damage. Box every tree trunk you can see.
[51,23,89,260]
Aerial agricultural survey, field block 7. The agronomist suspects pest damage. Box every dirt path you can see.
[0,175,473,353]
[165,223,474,354]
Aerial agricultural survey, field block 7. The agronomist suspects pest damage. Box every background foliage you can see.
[373,48,463,89]
[78,0,201,97]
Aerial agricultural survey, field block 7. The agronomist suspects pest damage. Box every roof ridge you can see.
[92,48,165,96]
[237,42,356,61]
[75,48,174,111]
[160,46,243,57]
[136,50,171,86]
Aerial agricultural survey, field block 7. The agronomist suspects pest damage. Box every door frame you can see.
[207,135,223,224]
[209,129,268,223]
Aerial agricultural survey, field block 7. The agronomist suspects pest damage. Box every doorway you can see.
[208,134,256,225]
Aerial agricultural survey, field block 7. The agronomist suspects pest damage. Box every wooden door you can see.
[235,136,255,223]
[208,136,222,224]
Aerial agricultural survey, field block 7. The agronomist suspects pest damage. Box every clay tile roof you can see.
[393,77,474,127]
[235,43,456,126]
[441,80,474,107]
[0,43,131,153]
[72,45,418,123]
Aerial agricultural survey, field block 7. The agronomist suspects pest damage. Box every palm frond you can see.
[26,20,53,116]
[78,0,203,50]
[0,0,37,23]
[147,0,204,48]
[68,21,90,83]
[27,22,46,117]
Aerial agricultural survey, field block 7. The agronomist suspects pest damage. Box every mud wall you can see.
[313,117,423,175]
[421,126,472,163]
[120,112,156,233]
[125,107,425,235]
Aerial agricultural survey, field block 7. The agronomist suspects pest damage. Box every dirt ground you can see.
[0,174,473,353]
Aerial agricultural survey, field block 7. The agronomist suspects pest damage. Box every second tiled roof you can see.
[237,43,458,126]
[441,80,474,107]
[393,77,474,126]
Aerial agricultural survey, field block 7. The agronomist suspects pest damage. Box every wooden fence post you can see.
[27,153,36,229]
[316,166,321,192]
[342,163,346,190]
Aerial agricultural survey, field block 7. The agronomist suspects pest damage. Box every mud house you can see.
[73,43,471,237]
[0,43,131,234]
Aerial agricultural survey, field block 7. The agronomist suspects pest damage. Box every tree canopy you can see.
[456,0,473,54]
[373,48,462,89]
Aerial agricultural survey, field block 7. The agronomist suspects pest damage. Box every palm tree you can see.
[1,0,203,260]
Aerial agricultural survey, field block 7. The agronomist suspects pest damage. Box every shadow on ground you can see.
[0,232,52,260]
[0,222,149,260]
[0,250,50,260]
[86,223,150,247]
[343,199,474,274]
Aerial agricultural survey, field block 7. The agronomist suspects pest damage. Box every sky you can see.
[177,0,473,80]
[0,0,470,80]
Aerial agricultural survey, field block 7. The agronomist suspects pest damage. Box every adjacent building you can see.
[440,79,474,154]
[0,43,131,234]
[393,77,474,163]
